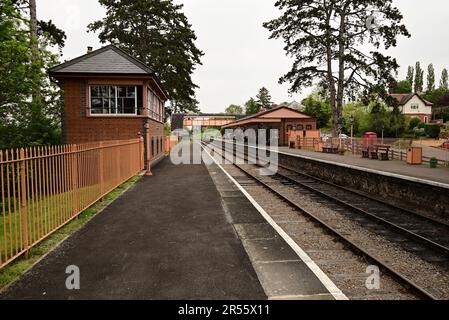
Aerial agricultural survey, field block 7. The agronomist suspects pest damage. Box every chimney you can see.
[87,46,93,54]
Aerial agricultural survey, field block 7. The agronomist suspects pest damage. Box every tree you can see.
[225,104,243,115]
[406,66,414,87]
[88,0,204,114]
[414,61,424,93]
[390,80,412,94]
[427,63,435,93]
[0,0,64,148]
[264,0,409,136]
[441,68,449,90]
[388,105,406,138]
[256,87,272,110]
[302,93,331,129]
[245,98,260,116]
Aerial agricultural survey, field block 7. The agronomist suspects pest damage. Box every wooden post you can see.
[20,148,28,257]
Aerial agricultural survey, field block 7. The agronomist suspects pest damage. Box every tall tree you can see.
[225,104,243,115]
[414,62,424,93]
[264,0,409,136]
[441,68,449,90]
[88,0,204,114]
[245,98,260,116]
[406,66,414,87]
[427,63,435,93]
[302,89,332,128]
[1,0,65,147]
[390,80,412,94]
[256,87,273,110]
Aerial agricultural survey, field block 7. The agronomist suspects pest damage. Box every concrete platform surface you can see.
[0,158,266,300]
[205,161,336,300]
[278,147,449,187]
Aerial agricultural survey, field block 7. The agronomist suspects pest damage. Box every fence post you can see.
[116,140,121,183]
[20,148,29,257]
[71,145,79,217]
[140,137,144,171]
[99,142,105,196]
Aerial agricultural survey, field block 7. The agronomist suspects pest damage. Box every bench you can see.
[362,145,390,160]
[323,146,339,154]
[376,145,391,161]
[362,149,370,158]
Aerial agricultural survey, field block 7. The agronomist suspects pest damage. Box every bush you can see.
[409,118,421,130]
[425,124,441,139]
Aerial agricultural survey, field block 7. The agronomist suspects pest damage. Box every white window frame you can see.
[89,85,139,116]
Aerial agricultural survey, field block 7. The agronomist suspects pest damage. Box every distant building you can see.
[389,93,433,124]
[222,106,317,146]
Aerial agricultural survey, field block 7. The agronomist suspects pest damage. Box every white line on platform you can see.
[201,143,349,301]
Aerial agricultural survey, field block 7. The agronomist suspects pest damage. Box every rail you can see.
[0,138,144,269]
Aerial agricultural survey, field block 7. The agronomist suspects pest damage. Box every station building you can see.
[49,45,168,168]
[222,106,318,146]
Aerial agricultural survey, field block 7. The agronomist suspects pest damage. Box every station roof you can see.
[222,106,314,128]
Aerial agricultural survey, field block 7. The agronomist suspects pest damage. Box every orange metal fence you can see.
[0,138,144,269]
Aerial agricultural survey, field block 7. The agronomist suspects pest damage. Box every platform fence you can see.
[292,137,449,168]
[0,138,144,269]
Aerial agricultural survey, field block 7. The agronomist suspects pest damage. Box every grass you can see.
[0,174,142,290]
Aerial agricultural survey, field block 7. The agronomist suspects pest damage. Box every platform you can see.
[278,147,449,188]
[0,155,336,300]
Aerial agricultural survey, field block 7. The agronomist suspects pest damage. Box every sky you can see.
[38,0,449,113]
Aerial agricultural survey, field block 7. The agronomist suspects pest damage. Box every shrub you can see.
[409,117,421,130]
[425,124,441,139]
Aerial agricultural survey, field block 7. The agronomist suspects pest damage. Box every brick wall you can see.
[61,78,165,161]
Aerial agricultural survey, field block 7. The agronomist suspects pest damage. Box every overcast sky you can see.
[38,0,449,113]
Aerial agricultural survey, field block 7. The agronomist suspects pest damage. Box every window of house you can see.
[90,85,142,115]
[156,138,159,154]
[297,125,304,130]
[306,125,312,130]
[411,103,419,110]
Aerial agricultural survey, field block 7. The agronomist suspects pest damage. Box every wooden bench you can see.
[362,149,370,158]
[323,146,339,154]
[376,145,391,161]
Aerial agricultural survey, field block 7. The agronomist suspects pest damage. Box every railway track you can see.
[202,141,449,300]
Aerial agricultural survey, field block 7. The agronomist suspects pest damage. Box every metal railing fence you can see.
[0,138,144,269]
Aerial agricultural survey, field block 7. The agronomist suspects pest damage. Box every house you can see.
[49,45,168,172]
[389,93,433,124]
[222,106,318,146]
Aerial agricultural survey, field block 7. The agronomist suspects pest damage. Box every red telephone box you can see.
[363,132,378,148]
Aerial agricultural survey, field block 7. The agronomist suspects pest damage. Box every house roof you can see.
[389,93,433,106]
[49,45,154,75]
[223,106,314,128]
